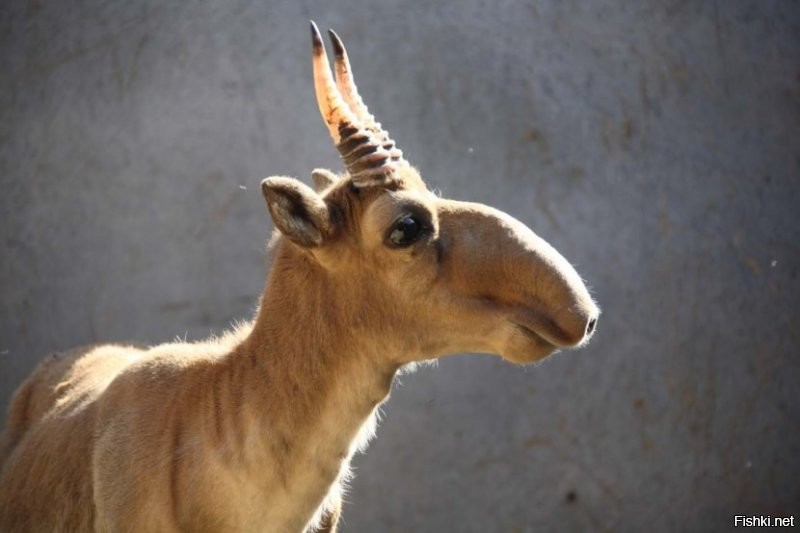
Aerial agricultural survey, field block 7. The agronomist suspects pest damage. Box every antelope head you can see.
[260,23,599,365]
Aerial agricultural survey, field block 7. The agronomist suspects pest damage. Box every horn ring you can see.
[310,21,407,183]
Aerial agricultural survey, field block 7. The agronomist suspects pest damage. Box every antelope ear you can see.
[261,176,331,247]
[311,168,339,192]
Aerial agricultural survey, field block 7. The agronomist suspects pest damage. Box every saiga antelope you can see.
[0,23,599,532]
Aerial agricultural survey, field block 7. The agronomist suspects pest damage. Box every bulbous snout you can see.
[512,231,600,349]
[436,199,599,359]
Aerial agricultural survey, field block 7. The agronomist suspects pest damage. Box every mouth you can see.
[501,319,560,364]
[506,303,591,348]
[509,320,555,349]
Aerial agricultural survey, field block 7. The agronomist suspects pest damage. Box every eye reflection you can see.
[389,216,423,246]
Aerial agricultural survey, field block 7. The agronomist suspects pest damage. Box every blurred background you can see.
[1,1,798,531]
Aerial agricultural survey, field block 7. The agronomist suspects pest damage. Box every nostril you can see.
[586,317,597,336]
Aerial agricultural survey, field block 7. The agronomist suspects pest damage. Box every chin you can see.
[502,347,558,365]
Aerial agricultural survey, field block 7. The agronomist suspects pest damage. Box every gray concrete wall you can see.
[1,1,798,531]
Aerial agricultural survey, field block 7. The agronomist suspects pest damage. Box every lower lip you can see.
[512,322,555,348]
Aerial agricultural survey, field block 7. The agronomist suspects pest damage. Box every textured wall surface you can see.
[1,1,798,531]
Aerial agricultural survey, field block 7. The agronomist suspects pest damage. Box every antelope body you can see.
[0,23,599,532]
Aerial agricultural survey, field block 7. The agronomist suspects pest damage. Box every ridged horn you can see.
[310,21,406,184]
[328,29,405,165]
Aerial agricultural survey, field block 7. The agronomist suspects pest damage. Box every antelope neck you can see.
[238,241,399,469]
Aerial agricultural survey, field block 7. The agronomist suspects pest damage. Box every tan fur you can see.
[0,47,599,533]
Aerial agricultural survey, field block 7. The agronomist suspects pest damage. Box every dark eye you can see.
[389,216,424,247]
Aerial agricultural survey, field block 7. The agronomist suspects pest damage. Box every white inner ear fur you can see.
[271,194,324,246]
[262,177,330,248]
